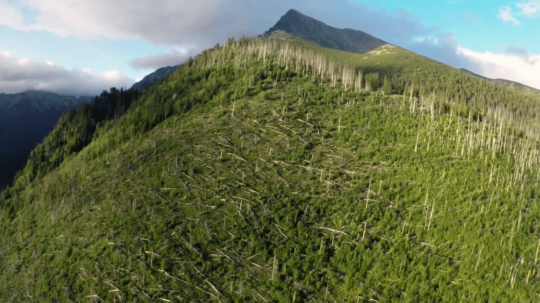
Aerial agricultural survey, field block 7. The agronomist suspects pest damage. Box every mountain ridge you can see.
[268,9,536,95]
[460,68,540,95]
[131,65,180,90]
[265,9,387,54]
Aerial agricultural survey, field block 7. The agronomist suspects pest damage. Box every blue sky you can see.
[366,0,540,53]
[0,0,539,95]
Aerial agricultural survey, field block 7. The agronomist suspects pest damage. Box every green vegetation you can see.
[2,36,540,302]
[271,31,540,138]
[12,87,142,189]
[365,73,379,92]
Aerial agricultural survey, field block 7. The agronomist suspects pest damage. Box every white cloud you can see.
[498,7,521,24]
[405,33,478,72]
[130,49,192,70]
[517,0,540,17]
[16,58,30,65]
[0,1,26,29]
[458,47,540,89]
[0,50,135,95]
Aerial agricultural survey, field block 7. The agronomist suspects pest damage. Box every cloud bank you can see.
[0,51,134,96]
[457,47,540,89]
[405,33,477,70]
[404,36,540,90]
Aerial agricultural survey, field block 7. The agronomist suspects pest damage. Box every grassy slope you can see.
[1,37,540,302]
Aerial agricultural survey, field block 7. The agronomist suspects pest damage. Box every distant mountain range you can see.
[0,91,92,189]
[0,66,180,189]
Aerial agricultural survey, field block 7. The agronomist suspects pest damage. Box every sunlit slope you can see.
[271,31,540,136]
[1,37,540,302]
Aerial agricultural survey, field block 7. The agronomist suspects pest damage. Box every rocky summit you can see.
[266,9,387,54]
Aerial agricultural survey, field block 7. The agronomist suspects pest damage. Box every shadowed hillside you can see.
[0,65,179,191]
[0,91,92,189]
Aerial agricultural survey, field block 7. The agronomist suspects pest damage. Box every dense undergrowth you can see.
[1,37,540,302]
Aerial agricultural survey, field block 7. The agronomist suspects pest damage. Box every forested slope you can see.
[1,36,540,302]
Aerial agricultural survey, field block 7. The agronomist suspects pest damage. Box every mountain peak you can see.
[266,9,387,54]
[282,8,311,20]
[284,8,302,15]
